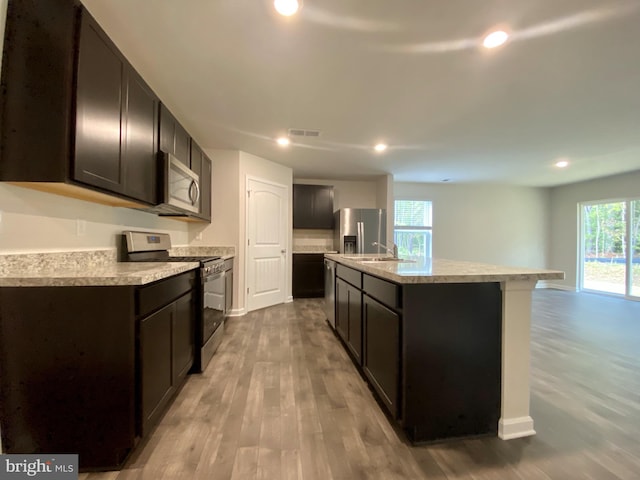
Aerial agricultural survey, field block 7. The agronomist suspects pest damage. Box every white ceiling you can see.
[81,0,640,187]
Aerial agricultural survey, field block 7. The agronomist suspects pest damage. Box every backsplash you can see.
[293,229,335,252]
[0,249,116,275]
[169,246,236,258]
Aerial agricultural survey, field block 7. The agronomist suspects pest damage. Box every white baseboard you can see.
[227,307,246,317]
[285,295,294,303]
[498,416,536,440]
[544,283,577,291]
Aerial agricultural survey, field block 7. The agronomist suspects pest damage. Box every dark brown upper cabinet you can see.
[159,104,190,168]
[189,140,212,221]
[75,13,158,204]
[0,0,158,207]
[293,184,334,229]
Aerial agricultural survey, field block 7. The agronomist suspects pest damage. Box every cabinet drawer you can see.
[137,270,196,317]
[363,274,401,310]
[337,264,362,288]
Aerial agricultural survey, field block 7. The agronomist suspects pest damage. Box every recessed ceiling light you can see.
[276,137,290,146]
[374,143,387,152]
[274,0,300,16]
[555,160,569,168]
[483,30,509,49]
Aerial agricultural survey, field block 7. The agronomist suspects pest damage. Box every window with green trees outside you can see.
[394,200,432,258]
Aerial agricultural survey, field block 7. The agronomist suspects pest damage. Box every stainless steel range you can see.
[121,231,232,372]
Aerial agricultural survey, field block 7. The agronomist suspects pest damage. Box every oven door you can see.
[203,270,225,346]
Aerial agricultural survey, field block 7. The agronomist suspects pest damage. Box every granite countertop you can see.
[0,247,230,287]
[325,253,565,284]
[0,261,199,287]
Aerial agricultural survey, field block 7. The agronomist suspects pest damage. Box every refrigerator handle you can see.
[358,222,364,253]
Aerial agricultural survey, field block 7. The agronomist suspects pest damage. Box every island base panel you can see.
[402,282,502,443]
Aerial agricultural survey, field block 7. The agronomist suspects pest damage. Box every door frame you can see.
[244,175,291,312]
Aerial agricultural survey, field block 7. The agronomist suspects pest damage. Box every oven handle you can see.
[203,270,225,283]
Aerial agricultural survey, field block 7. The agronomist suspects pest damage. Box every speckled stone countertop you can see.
[325,254,564,284]
[0,249,198,287]
[293,247,338,254]
[169,245,235,258]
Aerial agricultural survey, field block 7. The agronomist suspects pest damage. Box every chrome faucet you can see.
[372,241,398,258]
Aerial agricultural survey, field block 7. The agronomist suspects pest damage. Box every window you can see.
[581,199,640,298]
[394,200,432,258]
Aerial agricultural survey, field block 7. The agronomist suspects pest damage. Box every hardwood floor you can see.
[81,290,640,480]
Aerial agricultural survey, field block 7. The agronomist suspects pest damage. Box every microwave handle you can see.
[190,180,201,206]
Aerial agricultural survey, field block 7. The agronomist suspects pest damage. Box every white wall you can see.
[395,182,551,268]
[190,149,240,247]
[549,169,640,290]
[377,175,394,246]
[195,151,293,314]
[240,152,293,308]
[0,184,189,252]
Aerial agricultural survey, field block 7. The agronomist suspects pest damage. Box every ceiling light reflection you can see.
[302,5,398,32]
[374,143,388,152]
[483,30,509,49]
[274,0,300,17]
[379,3,639,55]
[276,137,291,146]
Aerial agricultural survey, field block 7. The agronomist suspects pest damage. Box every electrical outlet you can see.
[196,232,203,241]
[76,219,86,236]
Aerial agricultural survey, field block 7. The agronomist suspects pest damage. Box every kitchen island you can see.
[325,253,564,443]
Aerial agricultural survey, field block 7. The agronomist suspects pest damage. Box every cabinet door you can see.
[140,303,173,436]
[363,294,400,418]
[292,254,325,298]
[172,292,195,384]
[189,141,212,220]
[335,277,350,342]
[347,283,362,362]
[175,123,191,168]
[122,70,158,204]
[200,153,212,221]
[293,185,334,229]
[313,186,334,228]
[74,13,125,193]
[336,277,362,363]
[159,104,190,167]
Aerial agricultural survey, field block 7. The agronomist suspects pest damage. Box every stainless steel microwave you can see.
[142,152,200,215]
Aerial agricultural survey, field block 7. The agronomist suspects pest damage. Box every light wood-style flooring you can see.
[82,289,640,479]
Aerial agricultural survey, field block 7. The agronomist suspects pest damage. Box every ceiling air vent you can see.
[288,128,321,137]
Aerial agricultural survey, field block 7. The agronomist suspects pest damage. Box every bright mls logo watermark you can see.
[0,455,78,479]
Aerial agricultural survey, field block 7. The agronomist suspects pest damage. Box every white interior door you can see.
[246,177,288,312]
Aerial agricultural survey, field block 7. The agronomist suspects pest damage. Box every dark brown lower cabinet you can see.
[172,293,196,384]
[362,294,400,418]
[332,267,502,445]
[335,277,362,363]
[0,270,197,471]
[292,253,325,298]
[0,286,136,470]
[140,303,173,437]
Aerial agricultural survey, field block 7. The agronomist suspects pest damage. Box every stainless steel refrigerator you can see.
[334,208,387,254]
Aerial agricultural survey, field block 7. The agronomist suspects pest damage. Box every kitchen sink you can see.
[357,257,415,263]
